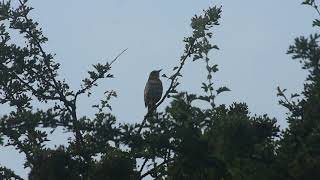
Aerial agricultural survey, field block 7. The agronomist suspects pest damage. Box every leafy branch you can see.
[134,6,223,179]
[1,0,127,165]
[15,0,85,149]
[302,0,320,26]
[75,48,127,99]
[137,6,222,134]
[139,158,174,179]
[0,166,24,180]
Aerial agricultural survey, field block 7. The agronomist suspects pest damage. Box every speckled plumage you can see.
[144,70,163,111]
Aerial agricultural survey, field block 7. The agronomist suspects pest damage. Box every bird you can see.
[144,69,163,111]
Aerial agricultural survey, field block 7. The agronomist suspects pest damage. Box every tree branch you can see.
[74,48,127,99]
[139,158,148,174]
[17,0,84,151]
[139,158,173,179]
[0,63,61,102]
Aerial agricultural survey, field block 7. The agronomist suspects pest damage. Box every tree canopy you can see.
[0,0,319,180]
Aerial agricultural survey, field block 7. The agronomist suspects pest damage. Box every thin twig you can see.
[313,3,320,17]
[139,158,149,174]
[110,48,128,65]
[139,158,173,179]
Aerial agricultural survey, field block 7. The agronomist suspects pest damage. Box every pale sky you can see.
[0,0,317,178]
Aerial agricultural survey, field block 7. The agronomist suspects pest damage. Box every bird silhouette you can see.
[144,69,163,111]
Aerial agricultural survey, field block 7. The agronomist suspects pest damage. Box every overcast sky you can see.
[0,0,317,178]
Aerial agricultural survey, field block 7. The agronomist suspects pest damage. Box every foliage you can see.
[0,0,319,180]
[275,1,320,180]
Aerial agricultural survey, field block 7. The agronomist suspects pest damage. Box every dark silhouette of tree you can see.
[275,1,320,179]
[0,0,319,180]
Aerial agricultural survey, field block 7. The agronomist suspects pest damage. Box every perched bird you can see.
[144,69,163,111]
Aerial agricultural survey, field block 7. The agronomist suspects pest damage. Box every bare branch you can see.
[110,48,128,66]
[139,158,173,179]
[139,158,149,174]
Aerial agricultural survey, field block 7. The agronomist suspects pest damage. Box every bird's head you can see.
[148,69,162,80]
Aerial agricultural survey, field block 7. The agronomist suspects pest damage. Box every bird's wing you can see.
[145,79,163,106]
[156,80,163,102]
[144,82,149,107]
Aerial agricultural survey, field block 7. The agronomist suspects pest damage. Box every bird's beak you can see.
[158,69,162,72]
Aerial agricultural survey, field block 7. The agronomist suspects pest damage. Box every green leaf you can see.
[197,95,210,102]
[291,93,300,98]
[216,86,230,95]
[313,19,320,27]
[201,83,208,92]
